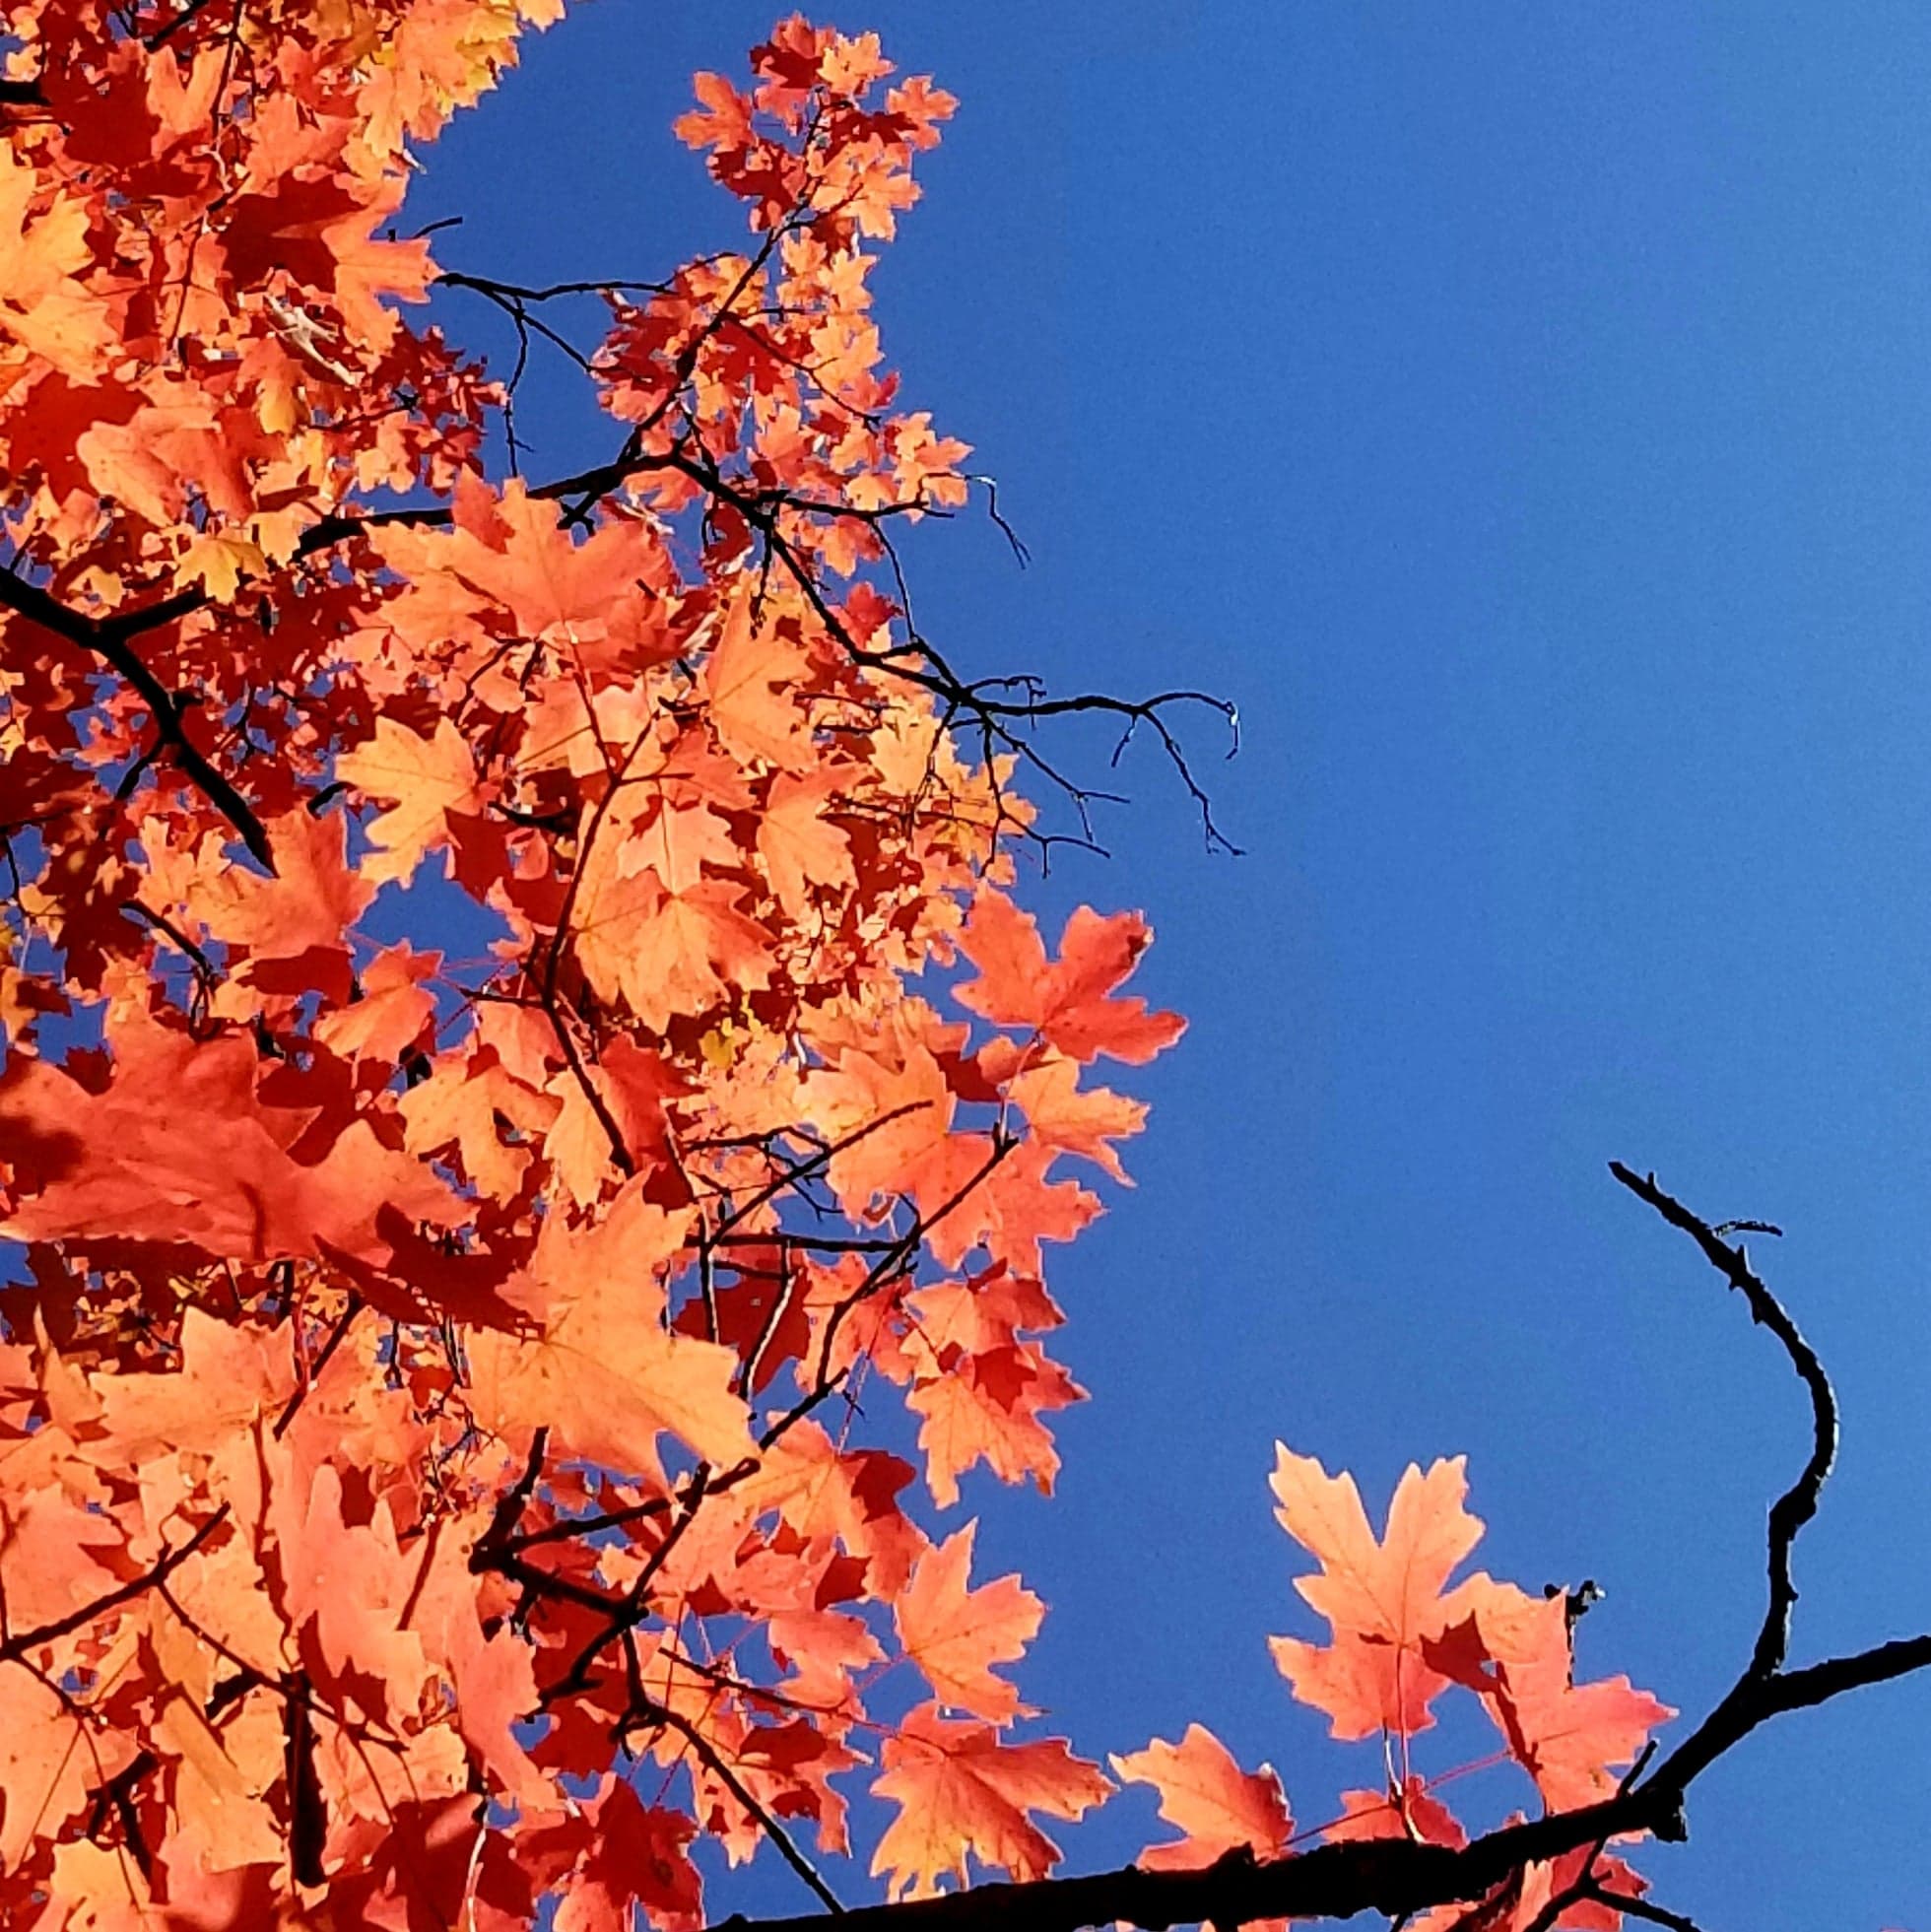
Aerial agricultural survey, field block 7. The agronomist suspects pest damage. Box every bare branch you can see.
[636,1695,845,1916]
[1587,1891,1705,1932]
[1607,1163,1835,1681]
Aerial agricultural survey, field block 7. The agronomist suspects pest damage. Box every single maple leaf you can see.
[894,1523,1042,1723]
[464,1196,752,1477]
[705,578,816,769]
[572,790,775,1033]
[0,1426,124,1632]
[887,76,960,149]
[803,1003,990,1227]
[335,715,488,886]
[0,146,116,378]
[1422,1581,1673,1809]
[675,71,756,153]
[1109,1724,1294,1870]
[1005,1055,1148,1182]
[0,1012,460,1266]
[956,893,1184,1065]
[205,805,374,971]
[89,1304,295,1466]
[269,1459,433,1726]
[906,1341,1082,1507]
[768,1603,887,1719]
[870,1703,1111,1899]
[759,767,857,920]
[175,530,267,602]
[0,1664,122,1874]
[722,1422,924,1599]
[395,1502,551,1810]
[1267,1448,1483,1741]
[313,942,439,1065]
[401,1044,557,1202]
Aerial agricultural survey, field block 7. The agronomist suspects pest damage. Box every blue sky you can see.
[409,7,1931,1926]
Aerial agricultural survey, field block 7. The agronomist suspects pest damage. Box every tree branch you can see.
[1606,1162,1835,1683]
[692,1165,1931,1932]
[0,566,276,869]
[0,1505,231,1661]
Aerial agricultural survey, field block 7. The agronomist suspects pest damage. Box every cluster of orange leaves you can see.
[0,1,1671,1925]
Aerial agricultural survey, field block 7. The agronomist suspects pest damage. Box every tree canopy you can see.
[0,5,1922,1928]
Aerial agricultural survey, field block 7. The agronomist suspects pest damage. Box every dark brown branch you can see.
[652,443,1240,853]
[1588,1891,1704,1932]
[702,1101,932,1252]
[0,1505,230,1660]
[1607,1162,1836,1681]
[143,0,224,49]
[1769,1631,1931,1710]
[639,1695,844,1915]
[0,566,275,869]
[84,1748,159,1882]
[273,1295,364,1438]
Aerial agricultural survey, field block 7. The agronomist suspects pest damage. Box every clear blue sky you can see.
[408,7,1931,1926]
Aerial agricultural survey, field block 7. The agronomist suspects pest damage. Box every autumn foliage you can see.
[0,5,1908,1930]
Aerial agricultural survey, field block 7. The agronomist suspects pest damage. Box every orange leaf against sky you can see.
[956,894,1185,1065]
[870,1703,1112,1899]
[1422,1581,1674,1810]
[894,1523,1043,1723]
[1109,1724,1294,1871]
[1267,1448,1484,1741]
[905,1337,1082,1507]
[1005,1055,1148,1183]
[199,805,375,970]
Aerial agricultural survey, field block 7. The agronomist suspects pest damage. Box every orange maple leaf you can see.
[1422,1581,1674,1809]
[1110,1724,1295,1871]
[894,1524,1042,1723]
[464,1193,752,1476]
[335,716,488,886]
[905,1341,1081,1507]
[0,1012,460,1267]
[870,1703,1111,1899]
[956,893,1184,1065]
[676,71,756,152]
[1266,1448,1483,1742]
[0,146,116,378]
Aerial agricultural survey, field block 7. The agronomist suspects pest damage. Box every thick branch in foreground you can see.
[699,1166,1930,1932]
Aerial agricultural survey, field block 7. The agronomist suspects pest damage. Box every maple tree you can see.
[0,5,1923,1929]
